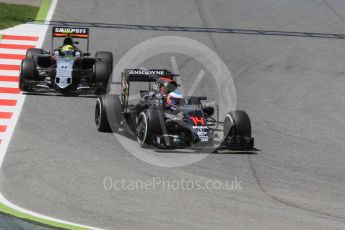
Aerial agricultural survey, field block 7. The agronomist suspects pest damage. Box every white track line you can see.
[0,82,19,88]
[0,92,25,166]
[0,120,12,126]
[0,133,9,139]
[0,106,19,112]
[0,94,21,100]
[0,59,21,65]
[0,70,20,76]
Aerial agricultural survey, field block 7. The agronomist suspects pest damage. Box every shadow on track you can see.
[112,129,259,155]
[22,92,97,98]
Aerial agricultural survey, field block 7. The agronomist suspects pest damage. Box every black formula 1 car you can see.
[19,27,113,94]
[95,69,254,151]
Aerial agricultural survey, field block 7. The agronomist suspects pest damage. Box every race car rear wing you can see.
[122,69,178,82]
[121,69,179,108]
[51,27,90,52]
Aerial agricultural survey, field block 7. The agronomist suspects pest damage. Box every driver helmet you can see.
[61,45,75,56]
[63,37,74,46]
[156,77,178,95]
[167,91,183,107]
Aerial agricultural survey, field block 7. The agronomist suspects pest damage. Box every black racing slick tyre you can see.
[95,94,122,132]
[19,59,37,90]
[136,109,163,146]
[95,62,110,83]
[223,110,252,137]
[96,51,113,72]
[20,59,37,80]
[26,48,44,59]
[94,62,111,94]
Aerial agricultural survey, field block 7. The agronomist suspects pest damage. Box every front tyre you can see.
[224,110,251,137]
[223,110,254,149]
[19,59,37,91]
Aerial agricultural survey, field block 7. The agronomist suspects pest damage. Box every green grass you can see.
[0,2,39,30]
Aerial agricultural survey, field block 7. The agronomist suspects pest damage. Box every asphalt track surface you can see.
[2,0,345,229]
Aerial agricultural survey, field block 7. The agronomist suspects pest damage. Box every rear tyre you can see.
[26,48,44,59]
[136,109,163,146]
[223,110,251,137]
[94,62,111,94]
[96,51,113,72]
[95,94,122,132]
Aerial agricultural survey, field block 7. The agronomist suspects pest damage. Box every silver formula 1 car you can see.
[19,27,113,95]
